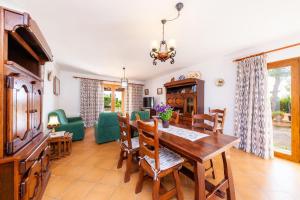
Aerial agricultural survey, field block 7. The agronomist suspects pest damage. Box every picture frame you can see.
[157,88,163,95]
[144,89,149,95]
[53,76,60,96]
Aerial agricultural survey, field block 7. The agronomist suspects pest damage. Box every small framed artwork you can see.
[144,89,149,95]
[157,88,163,95]
[53,76,60,96]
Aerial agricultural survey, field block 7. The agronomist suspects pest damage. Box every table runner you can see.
[146,122,208,142]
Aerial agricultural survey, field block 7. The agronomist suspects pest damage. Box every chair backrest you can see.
[117,113,132,149]
[169,110,180,124]
[135,113,141,121]
[98,112,119,127]
[192,114,218,132]
[209,108,226,131]
[137,119,160,171]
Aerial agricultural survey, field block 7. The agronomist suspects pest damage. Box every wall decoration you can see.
[47,71,53,81]
[53,76,60,96]
[157,88,163,95]
[178,75,185,80]
[187,71,201,79]
[144,89,149,95]
[215,78,225,87]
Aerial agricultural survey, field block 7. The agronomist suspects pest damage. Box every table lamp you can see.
[47,115,60,133]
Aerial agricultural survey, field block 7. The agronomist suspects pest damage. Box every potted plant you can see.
[155,103,173,128]
[272,111,285,122]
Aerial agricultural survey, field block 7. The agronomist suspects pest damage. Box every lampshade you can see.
[48,115,60,126]
[121,79,128,88]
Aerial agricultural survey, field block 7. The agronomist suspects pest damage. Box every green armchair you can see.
[48,109,85,141]
[130,111,150,121]
[94,112,120,144]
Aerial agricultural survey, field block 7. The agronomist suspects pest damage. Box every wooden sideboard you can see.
[0,7,53,200]
[164,78,204,124]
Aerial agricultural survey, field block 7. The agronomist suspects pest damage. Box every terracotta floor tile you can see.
[60,180,95,200]
[43,128,300,200]
[84,183,116,200]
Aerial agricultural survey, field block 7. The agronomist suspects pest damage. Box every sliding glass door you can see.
[268,58,300,161]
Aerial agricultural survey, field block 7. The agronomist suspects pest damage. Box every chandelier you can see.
[150,2,184,65]
[120,67,128,88]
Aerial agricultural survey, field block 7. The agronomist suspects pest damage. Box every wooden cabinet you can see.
[0,7,53,200]
[164,78,204,125]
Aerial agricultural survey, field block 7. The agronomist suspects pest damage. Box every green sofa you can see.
[48,109,85,141]
[94,112,120,144]
[130,111,150,121]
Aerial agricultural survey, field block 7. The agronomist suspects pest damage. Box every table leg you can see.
[194,161,206,200]
[222,151,236,200]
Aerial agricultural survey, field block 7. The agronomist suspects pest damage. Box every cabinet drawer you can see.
[19,138,48,174]
[20,160,42,200]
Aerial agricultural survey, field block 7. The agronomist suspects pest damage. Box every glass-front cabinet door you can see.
[185,94,196,116]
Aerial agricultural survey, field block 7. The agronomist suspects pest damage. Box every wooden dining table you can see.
[130,120,239,200]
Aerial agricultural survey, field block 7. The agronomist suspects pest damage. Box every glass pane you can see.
[104,90,112,112]
[186,97,194,114]
[115,90,122,113]
[268,66,291,154]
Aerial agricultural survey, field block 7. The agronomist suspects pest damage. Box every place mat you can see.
[145,122,208,142]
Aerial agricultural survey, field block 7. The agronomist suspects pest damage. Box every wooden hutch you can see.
[164,78,204,124]
[0,8,53,200]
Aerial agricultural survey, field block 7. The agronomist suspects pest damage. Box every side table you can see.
[48,131,73,160]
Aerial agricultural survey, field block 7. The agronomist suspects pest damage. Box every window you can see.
[103,84,125,113]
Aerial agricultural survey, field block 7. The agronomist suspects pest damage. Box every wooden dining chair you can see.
[209,108,226,134]
[169,110,180,124]
[117,113,140,182]
[191,113,218,133]
[135,119,184,200]
[191,113,218,179]
[135,113,141,121]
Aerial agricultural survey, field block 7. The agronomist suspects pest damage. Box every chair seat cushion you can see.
[144,147,184,171]
[123,137,140,150]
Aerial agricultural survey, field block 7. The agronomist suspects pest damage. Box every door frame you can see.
[268,57,300,162]
[103,83,125,113]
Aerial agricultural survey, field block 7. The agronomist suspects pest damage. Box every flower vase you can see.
[162,120,169,128]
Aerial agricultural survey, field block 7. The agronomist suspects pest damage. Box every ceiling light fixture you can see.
[150,2,184,66]
[121,67,128,88]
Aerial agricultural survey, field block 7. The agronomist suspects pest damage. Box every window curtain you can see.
[234,55,274,159]
[80,79,104,127]
[124,84,143,115]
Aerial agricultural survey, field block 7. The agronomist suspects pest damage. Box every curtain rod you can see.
[73,76,144,86]
[233,42,300,62]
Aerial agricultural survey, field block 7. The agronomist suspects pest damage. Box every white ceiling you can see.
[6,0,300,80]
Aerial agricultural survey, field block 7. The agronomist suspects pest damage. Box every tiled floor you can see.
[42,128,300,200]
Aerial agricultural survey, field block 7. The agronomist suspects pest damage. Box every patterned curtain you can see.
[234,55,273,159]
[80,79,104,127]
[124,84,143,115]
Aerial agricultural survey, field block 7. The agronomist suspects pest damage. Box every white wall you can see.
[144,56,236,134]
[58,70,144,117]
[144,44,300,135]
[42,62,60,130]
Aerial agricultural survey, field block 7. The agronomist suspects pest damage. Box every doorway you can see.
[268,58,300,161]
[103,84,125,113]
